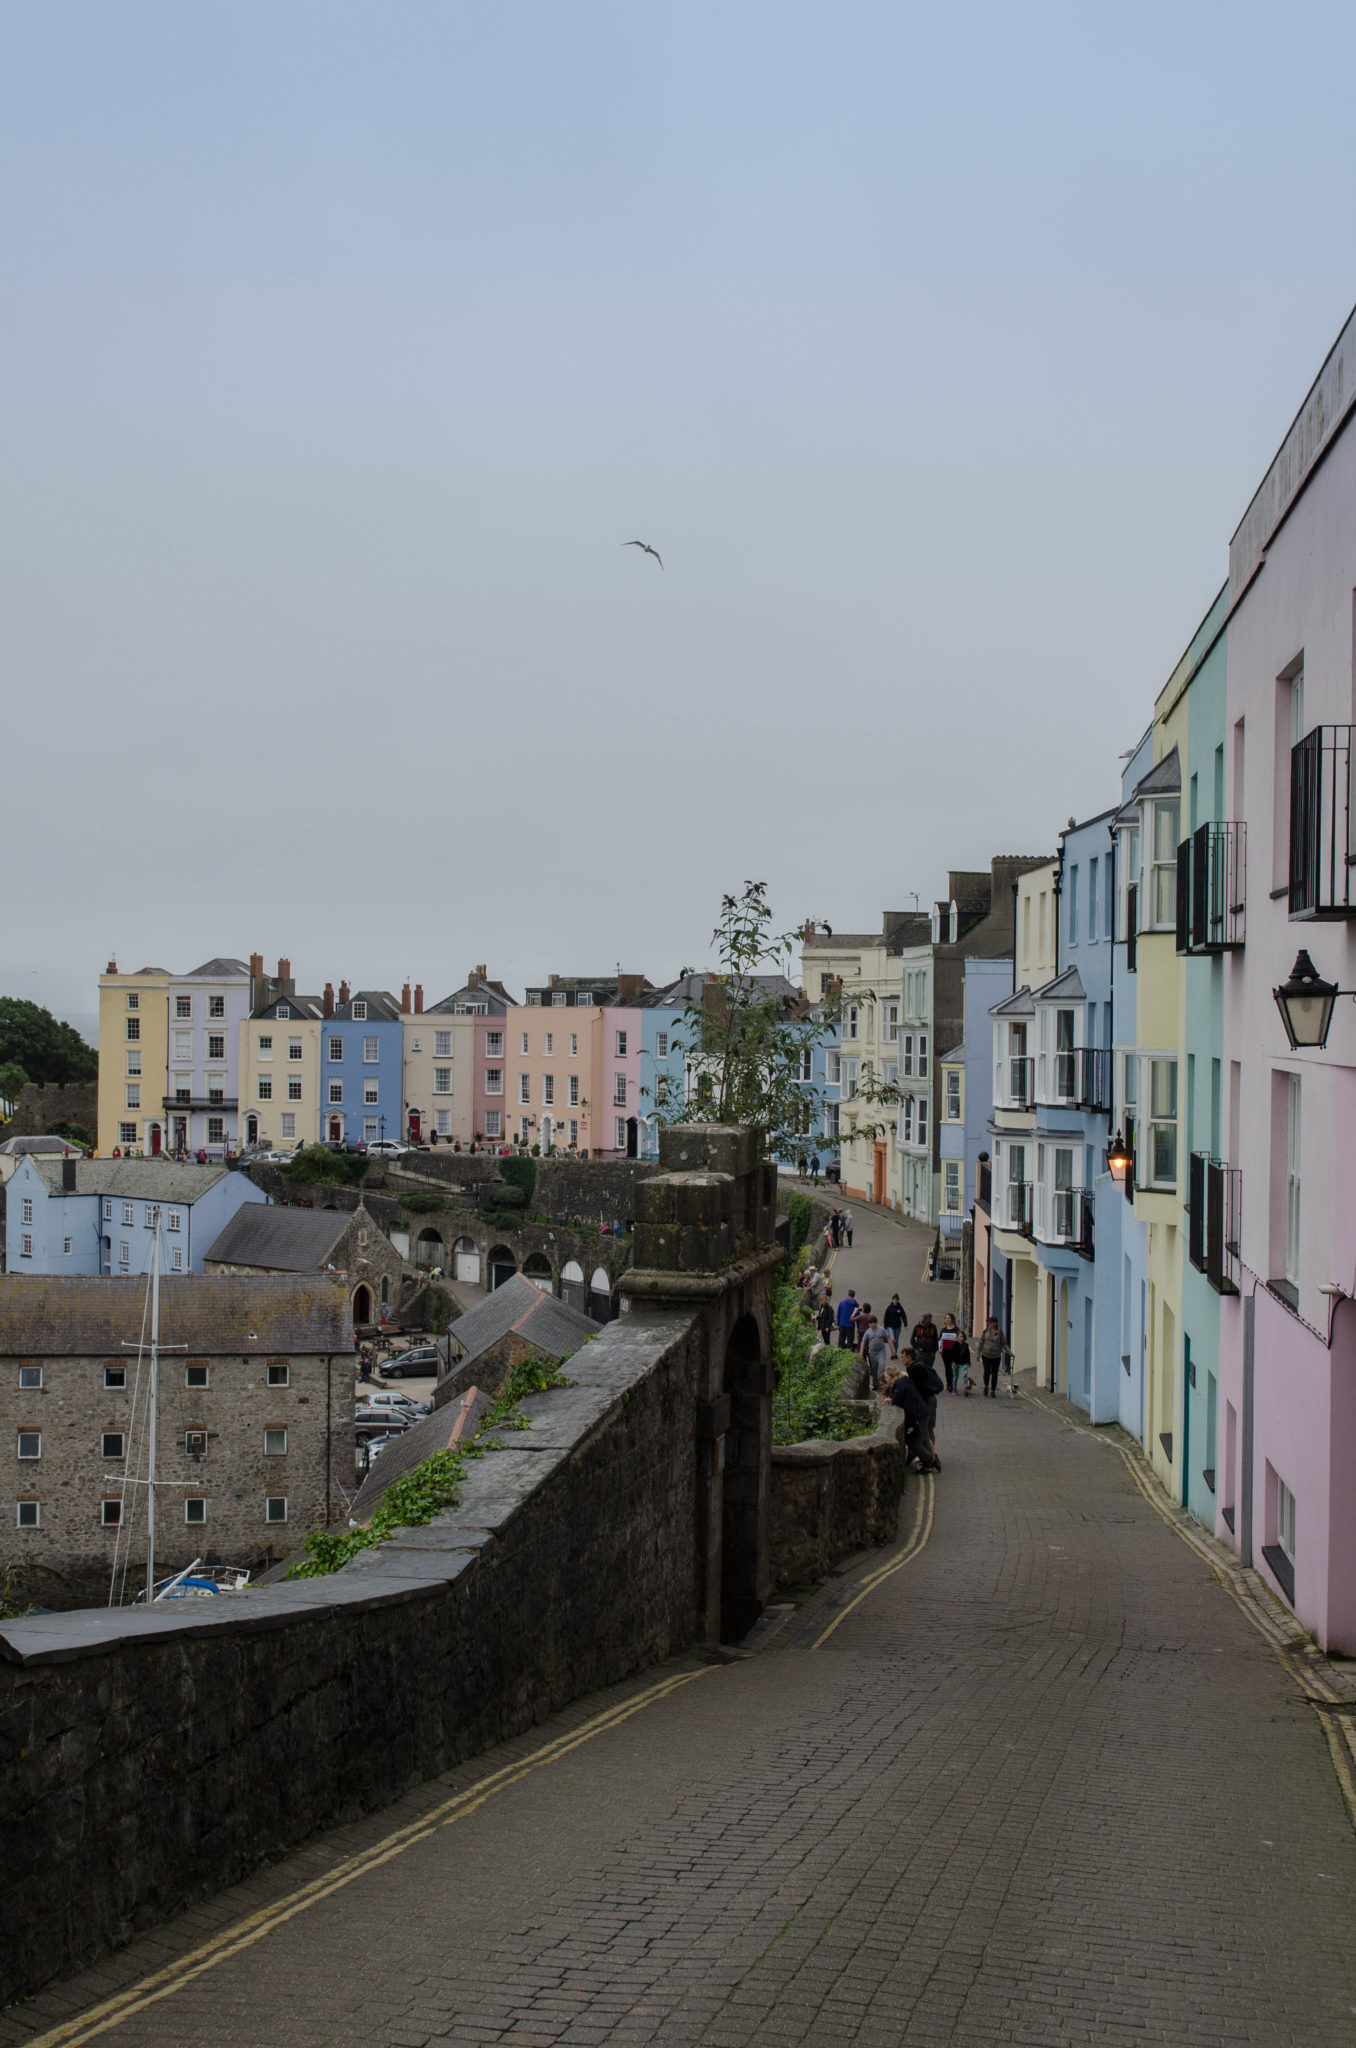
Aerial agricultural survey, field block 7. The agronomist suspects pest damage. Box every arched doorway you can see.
[522,1252,553,1294]
[626,1116,638,1159]
[452,1236,480,1285]
[353,1283,373,1325]
[328,1116,342,1143]
[589,1267,612,1322]
[541,1114,554,1152]
[721,1312,768,1642]
[408,1109,422,1143]
[489,1245,517,1290]
[149,1123,162,1156]
[415,1227,444,1271]
[246,1114,259,1145]
[560,1259,586,1310]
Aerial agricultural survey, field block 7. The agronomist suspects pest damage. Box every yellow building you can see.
[96,962,170,1157]
[238,997,322,1151]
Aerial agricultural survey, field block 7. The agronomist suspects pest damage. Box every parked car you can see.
[381,1345,442,1379]
[263,1148,296,1163]
[366,1139,408,1158]
[361,1391,431,1419]
[355,1408,412,1437]
[359,1431,401,1469]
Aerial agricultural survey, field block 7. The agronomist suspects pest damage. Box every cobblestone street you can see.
[8,1214,1356,2048]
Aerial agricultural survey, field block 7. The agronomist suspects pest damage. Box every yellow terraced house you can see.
[96,962,170,1157]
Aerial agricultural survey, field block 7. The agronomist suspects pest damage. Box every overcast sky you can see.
[6,2,1356,1042]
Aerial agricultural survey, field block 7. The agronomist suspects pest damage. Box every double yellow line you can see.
[23,1665,716,2048]
[809,1472,937,1649]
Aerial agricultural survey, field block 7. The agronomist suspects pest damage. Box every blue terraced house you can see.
[320,989,404,1148]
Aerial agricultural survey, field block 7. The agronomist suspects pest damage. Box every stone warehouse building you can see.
[203,1200,405,1329]
[1,1275,354,1608]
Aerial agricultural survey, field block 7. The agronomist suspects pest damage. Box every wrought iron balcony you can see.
[1290,726,1356,918]
[1188,1149,1240,1295]
[1175,822,1246,952]
[161,1096,239,1112]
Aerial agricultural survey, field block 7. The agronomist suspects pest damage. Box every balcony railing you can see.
[161,1096,239,1112]
[1188,1149,1241,1296]
[1073,1046,1110,1112]
[1176,823,1246,952]
[1290,725,1355,918]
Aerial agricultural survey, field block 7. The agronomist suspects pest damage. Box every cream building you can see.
[987,861,1059,1373]
[96,963,170,1157]
[239,995,323,1151]
[401,992,476,1146]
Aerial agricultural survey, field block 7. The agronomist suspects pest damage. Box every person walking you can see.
[889,1369,938,1471]
[882,1293,906,1353]
[851,1299,872,1351]
[860,1315,892,1391]
[815,1294,835,1348]
[912,1312,940,1379]
[842,1207,855,1247]
[901,1345,944,1469]
[938,1312,964,1393]
[836,1288,859,1348]
[809,1153,821,1185]
[978,1317,1006,1396]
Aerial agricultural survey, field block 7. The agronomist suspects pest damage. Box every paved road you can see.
[9,1222,1356,2047]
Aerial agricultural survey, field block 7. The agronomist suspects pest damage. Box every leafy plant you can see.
[288,1447,467,1577]
[283,1145,369,1185]
[783,1191,813,1259]
[400,1191,445,1214]
[0,1061,29,1115]
[0,1564,37,1621]
[0,999,97,1086]
[498,1155,537,1202]
[770,1283,869,1445]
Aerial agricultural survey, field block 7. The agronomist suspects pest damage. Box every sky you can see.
[5,1,1356,1043]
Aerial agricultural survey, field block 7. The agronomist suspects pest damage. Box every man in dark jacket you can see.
[904,1345,944,1466]
[836,1288,859,1349]
[889,1369,938,1470]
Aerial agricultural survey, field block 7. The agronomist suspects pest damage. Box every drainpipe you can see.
[1240,1288,1256,1569]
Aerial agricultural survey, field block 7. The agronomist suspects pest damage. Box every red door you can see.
[150,1124,162,1157]
[409,1111,422,1142]
[329,1118,342,1142]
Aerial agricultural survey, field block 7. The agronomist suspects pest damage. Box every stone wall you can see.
[769,1405,909,1591]
[6,1081,98,1141]
[536,1156,663,1225]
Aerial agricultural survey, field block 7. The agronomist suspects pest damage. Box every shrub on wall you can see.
[784,1191,813,1259]
[499,1155,537,1202]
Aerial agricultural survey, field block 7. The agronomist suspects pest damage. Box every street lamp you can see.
[1273,950,1340,1050]
[1106,1132,1132,1183]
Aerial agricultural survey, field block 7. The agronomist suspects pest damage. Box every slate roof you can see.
[28,1159,232,1201]
[204,1206,350,1272]
[0,1275,352,1356]
[0,1135,84,1157]
[426,980,515,1013]
[446,1273,601,1368]
[990,986,1036,1018]
[349,1388,492,1525]
[332,991,401,1021]
[255,994,325,1020]
[1034,968,1087,1002]
[1131,746,1181,798]
[183,957,251,979]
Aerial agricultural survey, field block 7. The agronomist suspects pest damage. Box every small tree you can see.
[0,1061,28,1117]
[649,882,900,1160]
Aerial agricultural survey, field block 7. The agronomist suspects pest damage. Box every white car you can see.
[361,1390,431,1419]
[366,1139,409,1157]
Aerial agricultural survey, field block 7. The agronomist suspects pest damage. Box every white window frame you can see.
[208,995,225,1020]
[943,1160,961,1211]
[484,1110,502,1138]
[945,1070,961,1121]
[485,1068,504,1096]
[287,1077,303,1101]
[328,1081,343,1105]
[542,1075,554,1106]
[258,1077,272,1101]
[185,1498,207,1524]
[569,1074,580,1107]
[266,1496,289,1523]
[363,1079,379,1106]
[258,1035,273,1060]
[1143,1055,1178,1190]
[16,1501,40,1528]
[281,1113,296,1140]
[17,1430,41,1460]
[1148,799,1180,930]
[363,1036,379,1063]
[435,1066,453,1095]
[329,1036,343,1063]
[351,1001,368,1021]
[486,1030,504,1058]
[1285,1073,1301,1289]
[437,1030,454,1058]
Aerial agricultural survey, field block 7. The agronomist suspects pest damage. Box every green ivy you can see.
[771,1283,869,1445]
[783,1191,813,1260]
[400,1191,445,1215]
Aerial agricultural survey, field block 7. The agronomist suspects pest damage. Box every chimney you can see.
[401,981,412,1013]
[278,956,291,981]
[616,973,644,1002]
[62,1158,77,1194]
[250,952,264,978]
[338,980,351,1005]
[802,919,815,942]
[549,973,559,988]
[106,957,117,974]
[414,984,424,1014]
[323,982,335,1018]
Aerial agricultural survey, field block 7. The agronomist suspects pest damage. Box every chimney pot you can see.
[338,980,351,1005]
[250,952,264,978]
[62,1158,77,1193]
[107,958,117,974]
[278,957,291,981]
[414,983,424,1014]
[323,982,335,1018]
[467,967,481,989]
[401,981,412,1012]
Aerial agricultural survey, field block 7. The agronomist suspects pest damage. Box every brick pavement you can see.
[7,1232,1356,2046]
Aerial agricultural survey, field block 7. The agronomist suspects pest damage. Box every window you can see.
[173,1029,192,1062]
[18,1430,41,1458]
[103,1200,113,1224]
[122,1202,135,1226]
[518,1032,528,1056]
[17,1501,40,1528]
[105,1366,126,1388]
[125,1083,141,1110]
[485,1068,504,1095]
[917,1033,929,1079]
[20,1233,32,1259]
[656,1032,668,1059]
[363,1117,378,1140]
[568,1119,579,1146]
[518,1073,531,1104]
[945,1071,961,1120]
[944,1161,961,1211]
[276,1005,290,1020]
[266,1497,288,1523]
[435,1109,451,1136]
[119,1123,137,1148]
[797,1048,813,1082]
[542,1075,554,1105]
[20,1196,32,1225]
[364,1079,379,1105]
[63,1237,72,1256]
[186,1364,209,1387]
[171,1248,183,1272]
[207,1034,225,1061]
[842,1058,859,1097]
[258,1077,273,1101]
[268,1363,290,1386]
[288,1077,302,1101]
[185,1498,206,1524]
[826,1050,841,1085]
[484,1110,501,1138]
[1150,801,1180,927]
[173,1077,191,1103]
[1286,1074,1301,1289]
[208,995,225,1019]
[351,1001,367,1021]
[616,1031,628,1057]
[616,1118,627,1150]
[436,1066,453,1094]
[552,991,566,1006]
[126,1048,142,1077]
[264,1427,288,1455]
[884,999,899,1039]
[101,1500,122,1526]
[1088,857,1100,942]
[281,1113,296,1140]
[126,992,139,1012]
[163,1210,181,1236]
[1146,1058,1178,1187]
[288,1037,303,1061]
[102,1432,124,1459]
[545,1033,554,1055]
[824,1102,840,1139]
[614,1075,627,1105]
[329,1037,343,1063]
[207,1079,224,1104]
[207,1117,224,1144]
[258,1035,273,1060]
[569,1074,580,1107]
[845,1005,859,1040]
[185,1430,208,1455]
[917,1096,929,1147]
[144,1204,156,1230]
[434,1030,454,1058]
[126,1016,140,1042]
[569,1033,577,1056]
[329,1081,343,1104]
[118,1241,130,1269]
[19,1366,42,1388]
[1068,866,1079,945]
[1277,1477,1297,1562]
[486,1031,504,1058]
[359,1036,378,1064]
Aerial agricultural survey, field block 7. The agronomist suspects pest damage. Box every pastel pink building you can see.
[1218,303,1356,1652]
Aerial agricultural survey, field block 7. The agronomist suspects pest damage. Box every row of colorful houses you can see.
[937,300,1356,1655]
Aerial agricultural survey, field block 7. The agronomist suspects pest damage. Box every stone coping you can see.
[771,1402,907,1464]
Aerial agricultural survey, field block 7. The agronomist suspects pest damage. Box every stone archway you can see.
[353,1283,373,1326]
[415,1226,444,1271]
[560,1259,586,1310]
[522,1252,554,1294]
[589,1266,613,1322]
[488,1245,517,1290]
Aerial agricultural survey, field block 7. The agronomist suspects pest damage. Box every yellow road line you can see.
[810,1474,936,1649]
[24,1665,716,2048]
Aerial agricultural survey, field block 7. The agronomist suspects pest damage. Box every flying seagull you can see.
[624,540,663,568]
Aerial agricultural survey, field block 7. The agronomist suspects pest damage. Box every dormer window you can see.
[351,1001,367,1021]
[276,1004,290,1019]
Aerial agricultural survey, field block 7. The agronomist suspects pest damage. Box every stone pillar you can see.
[621,1124,781,1644]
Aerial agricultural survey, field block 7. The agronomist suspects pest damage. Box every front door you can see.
[408,1110,421,1143]
[329,1117,342,1142]
[149,1123,162,1156]
[872,1141,886,1205]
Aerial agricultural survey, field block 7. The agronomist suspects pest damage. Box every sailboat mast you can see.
[146,1209,160,1604]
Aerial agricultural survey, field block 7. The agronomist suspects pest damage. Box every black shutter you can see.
[1175,839,1191,953]
[1126,885,1138,973]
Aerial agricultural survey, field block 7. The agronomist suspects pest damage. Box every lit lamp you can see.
[1106,1132,1132,1183]
[1273,950,1340,1051]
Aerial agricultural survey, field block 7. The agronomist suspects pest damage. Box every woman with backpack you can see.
[977,1317,1006,1396]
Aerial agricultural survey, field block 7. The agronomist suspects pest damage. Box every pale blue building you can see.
[320,991,403,1148]
[5,1157,266,1276]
